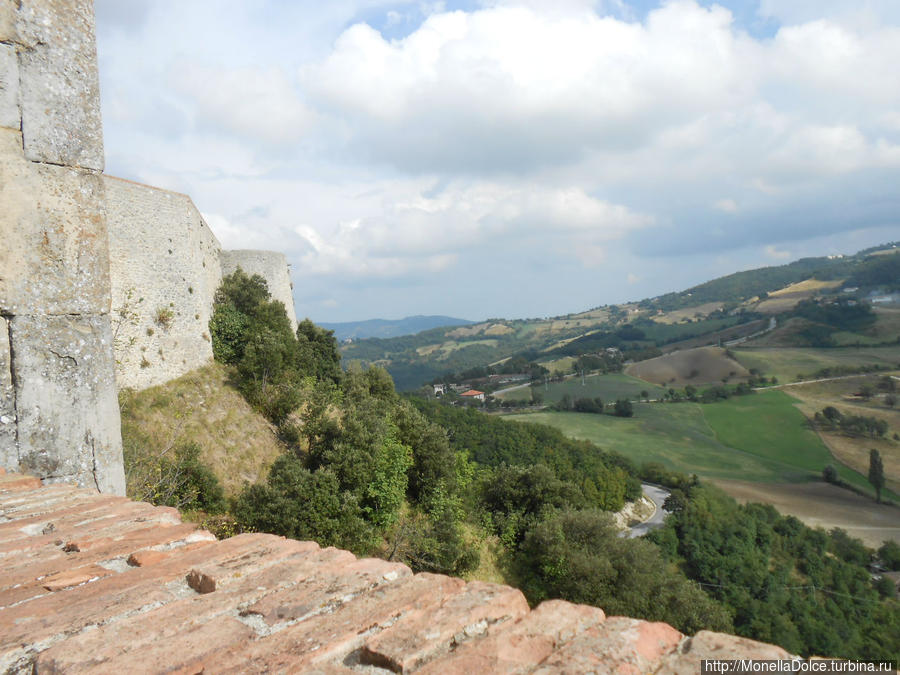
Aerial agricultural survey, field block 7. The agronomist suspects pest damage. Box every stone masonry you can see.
[105,177,223,391]
[221,249,299,329]
[0,0,124,494]
[0,470,792,674]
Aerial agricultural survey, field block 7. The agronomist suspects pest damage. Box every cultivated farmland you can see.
[497,373,664,404]
[732,345,900,383]
[626,346,750,387]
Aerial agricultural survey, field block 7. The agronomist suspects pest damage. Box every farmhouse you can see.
[460,389,486,401]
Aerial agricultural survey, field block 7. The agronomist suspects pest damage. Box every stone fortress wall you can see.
[0,0,299,487]
[105,180,299,390]
[220,249,298,328]
[0,0,124,494]
[105,177,223,391]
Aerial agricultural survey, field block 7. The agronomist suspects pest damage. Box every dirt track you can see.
[714,479,900,547]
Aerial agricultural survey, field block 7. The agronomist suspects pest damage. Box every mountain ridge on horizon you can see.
[319,314,476,340]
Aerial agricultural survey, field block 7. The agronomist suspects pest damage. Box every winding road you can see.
[627,483,671,538]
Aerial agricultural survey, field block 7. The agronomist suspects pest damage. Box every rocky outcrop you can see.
[0,471,791,674]
[0,0,124,495]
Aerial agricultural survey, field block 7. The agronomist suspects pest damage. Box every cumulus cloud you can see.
[286,181,650,278]
[302,1,762,172]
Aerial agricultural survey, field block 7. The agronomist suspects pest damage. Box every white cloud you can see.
[302,1,761,172]
[172,65,314,145]
[284,181,649,279]
[714,199,739,213]
[765,245,792,260]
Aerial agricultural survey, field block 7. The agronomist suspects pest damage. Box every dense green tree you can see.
[209,270,344,425]
[393,404,457,506]
[650,484,900,660]
[828,528,870,566]
[518,509,732,635]
[480,463,585,546]
[869,449,885,503]
[878,541,900,571]
[364,433,413,528]
[613,398,634,417]
[233,454,373,553]
[295,319,342,383]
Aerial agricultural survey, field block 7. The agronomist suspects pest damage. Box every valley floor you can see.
[714,479,900,547]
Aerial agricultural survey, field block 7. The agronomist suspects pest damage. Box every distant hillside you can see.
[646,242,899,312]
[320,315,475,340]
[339,243,900,390]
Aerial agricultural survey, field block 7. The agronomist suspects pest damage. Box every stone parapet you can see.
[0,474,791,674]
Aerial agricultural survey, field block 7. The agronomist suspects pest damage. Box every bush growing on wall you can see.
[209,268,343,423]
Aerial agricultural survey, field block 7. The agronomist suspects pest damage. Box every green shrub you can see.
[128,442,225,514]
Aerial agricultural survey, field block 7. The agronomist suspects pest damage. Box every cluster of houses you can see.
[432,373,530,402]
[432,383,485,401]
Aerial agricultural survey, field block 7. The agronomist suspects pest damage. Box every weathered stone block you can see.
[220,249,298,328]
[655,630,792,675]
[0,128,111,315]
[0,42,19,129]
[361,580,531,672]
[0,316,15,471]
[9,314,124,495]
[15,0,103,169]
[0,1,15,42]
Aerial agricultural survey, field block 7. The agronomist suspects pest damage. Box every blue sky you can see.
[94,1,900,322]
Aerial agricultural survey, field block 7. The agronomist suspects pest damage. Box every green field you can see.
[507,390,895,499]
[497,373,666,404]
[733,346,900,383]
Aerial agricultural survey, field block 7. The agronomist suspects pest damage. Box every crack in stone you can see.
[48,348,77,367]
[6,316,20,465]
[88,436,100,493]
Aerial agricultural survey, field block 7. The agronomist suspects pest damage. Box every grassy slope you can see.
[781,374,900,491]
[511,406,787,481]
[508,390,896,500]
[701,391,875,492]
[498,373,665,403]
[733,345,900,383]
[119,362,283,498]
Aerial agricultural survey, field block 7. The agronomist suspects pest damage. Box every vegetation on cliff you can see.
[650,484,900,660]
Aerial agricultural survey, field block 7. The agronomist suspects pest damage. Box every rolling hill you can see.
[339,243,900,390]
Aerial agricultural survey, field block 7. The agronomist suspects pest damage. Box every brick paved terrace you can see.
[0,468,790,673]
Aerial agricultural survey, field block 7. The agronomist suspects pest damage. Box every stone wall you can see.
[0,0,124,494]
[220,250,298,329]
[0,0,301,486]
[106,177,223,390]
